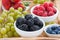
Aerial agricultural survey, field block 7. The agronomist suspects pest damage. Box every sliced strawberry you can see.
[13,3,24,9]
[2,0,11,10]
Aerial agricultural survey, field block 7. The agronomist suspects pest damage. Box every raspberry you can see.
[39,6,45,11]
[49,2,53,7]
[48,11,54,16]
[42,11,47,17]
[53,7,57,13]
[38,11,43,16]
[47,7,53,12]
[34,6,39,10]
[33,10,38,15]
[43,2,49,8]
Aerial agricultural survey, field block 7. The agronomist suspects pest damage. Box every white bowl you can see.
[44,24,60,37]
[14,18,45,37]
[31,4,59,22]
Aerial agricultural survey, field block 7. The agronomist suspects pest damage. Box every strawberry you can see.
[2,0,11,10]
[49,2,54,7]
[13,3,24,9]
[11,0,21,3]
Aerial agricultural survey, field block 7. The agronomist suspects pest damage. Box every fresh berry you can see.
[49,2,54,7]
[53,7,57,13]
[42,11,47,17]
[47,7,53,12]
[25,14,33,20]
[30,25,40,31]
[33,17,43,27]
[2,0,11,10]
[11,0,21,3]
[33,10,38,15]
[18,24,28,31]
[48,11,54,16]
[37,11,43,16]
[26,19,34,27]
[16,17,26,25]
[39,6,45,11]
[13,3,24,9]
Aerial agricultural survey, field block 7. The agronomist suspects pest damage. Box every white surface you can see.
[14,18,45,37]
[31,4,59,22]
[44,24,60,37]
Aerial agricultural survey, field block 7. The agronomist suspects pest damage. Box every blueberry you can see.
[33,17,43,27]
[57,26,60,30]
[46,27,52,34]
[16,17,27,26]
[51,26,57,30]
[57,31,60,34]
[30,25,40,31]
[51,31,56,34]
[54,29,58,34]
[17,24,28,31]
[26,19,34,27]
[25,14,33,20]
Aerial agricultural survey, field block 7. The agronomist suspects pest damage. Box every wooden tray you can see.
[0,0,60,40]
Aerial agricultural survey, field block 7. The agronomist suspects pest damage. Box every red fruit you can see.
[34,6,39,10]
[47,7,53,12]
[53,7,57,13]
[11,0,21,3]
[39,6,45,11]
[38,11,43,16]
[42,11,47,17]
[2,0,11,10]
[43,2,49,8]
[33,10,38,15]
[48,11,54,16]
[49,2,54,7]
[13,3,24,9]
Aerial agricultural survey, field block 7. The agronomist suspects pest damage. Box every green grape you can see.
[5,25,10,32]
[0,34,2,38]
[9,7,14,12]
[11,26,15,32]
[7,16,14,23]
[1,12,7,18]
[33,0,37,4]
[49,21,55,24]
[6,23,13,27]
[1,28,7,35]
[8,12,14,17]
[14,32,19,37]
[18,7,23,12]
[7,31,13,37]
[3,34,8,38]
[14,10,21,16]
[0,17,4,23]
[23,11,28,16]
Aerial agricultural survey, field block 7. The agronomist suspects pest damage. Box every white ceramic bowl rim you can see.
[14,18,45,33]
[31,4,59,18]
[44,24,60,35]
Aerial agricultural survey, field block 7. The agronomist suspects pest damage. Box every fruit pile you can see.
[33,2,57,17]
[33,0,50,4]
[0,7,28,38]
[46,25,60,34]
[2,0,24,10]
[16,14,43,31]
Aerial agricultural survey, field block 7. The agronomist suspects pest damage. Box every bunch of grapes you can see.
[0,7,28,38]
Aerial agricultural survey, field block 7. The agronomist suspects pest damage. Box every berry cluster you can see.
[2,0,24,10]
[33,2,57,17]
[46,26,60,34]
[16,14,43,31]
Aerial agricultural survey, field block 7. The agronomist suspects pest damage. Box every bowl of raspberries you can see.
[31,2,58,22]
[44,24,60,37]
[14,14,45,37]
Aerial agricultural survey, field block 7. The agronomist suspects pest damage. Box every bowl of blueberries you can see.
[14,14,45,37]
[44,24,60,37]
